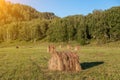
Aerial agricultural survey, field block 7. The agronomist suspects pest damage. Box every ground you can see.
[0,42,120,80]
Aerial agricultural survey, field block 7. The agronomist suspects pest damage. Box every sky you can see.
[6,0,120,17]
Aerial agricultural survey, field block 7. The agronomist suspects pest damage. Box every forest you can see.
[0,0,120,45]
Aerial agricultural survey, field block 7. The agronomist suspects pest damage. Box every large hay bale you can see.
[48,45,81,72]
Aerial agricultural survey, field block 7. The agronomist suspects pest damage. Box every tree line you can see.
[0,0,120,45]
[47,7,120,45]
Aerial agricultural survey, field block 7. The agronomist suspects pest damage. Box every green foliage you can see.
[0,19,50,42]
[47,19,68,42]
[0,0,120,44]
[0,0,57,25]
[104,7,120,41]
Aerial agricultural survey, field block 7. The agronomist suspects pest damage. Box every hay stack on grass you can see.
[74,46,80,51]
[48,45,81,72]
[67,44,72,49]
[16,46,19,49]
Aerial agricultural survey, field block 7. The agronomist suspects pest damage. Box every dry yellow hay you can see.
[48,45,81,72]
[67,44,72,49]
[74,46,80,51]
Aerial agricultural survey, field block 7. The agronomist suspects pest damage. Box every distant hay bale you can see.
[59,44,62,49]
[48,45,81,72]
[16,46,19,49]
[67,45,72,49]
[74,46,80,51]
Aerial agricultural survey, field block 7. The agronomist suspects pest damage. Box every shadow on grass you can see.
[80,61,104,70]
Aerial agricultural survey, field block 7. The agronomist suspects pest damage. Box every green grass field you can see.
[0,42,120,80]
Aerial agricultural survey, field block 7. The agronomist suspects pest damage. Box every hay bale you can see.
[59,45,62,49]
[48,45,81,72]
[67,44,72,49]
[74,46,80,51]
[16,46,19,49]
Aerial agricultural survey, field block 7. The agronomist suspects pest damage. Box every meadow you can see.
[0,42,120,80]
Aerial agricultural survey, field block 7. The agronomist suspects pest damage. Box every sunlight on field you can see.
[0,44,120,80]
